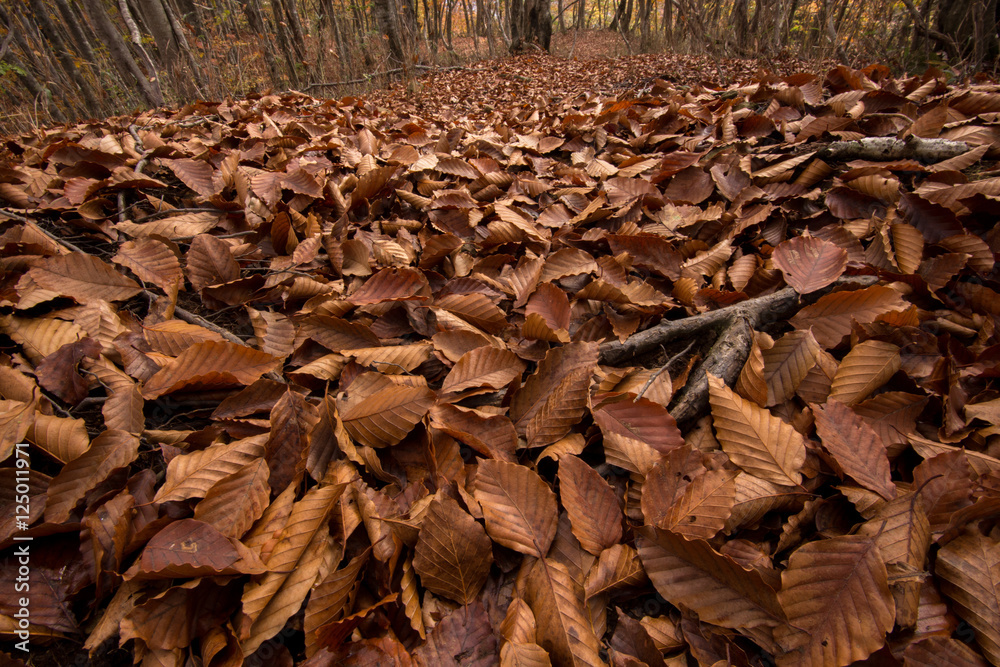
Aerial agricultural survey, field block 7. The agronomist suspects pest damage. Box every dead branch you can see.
[599,275,879,426]
[820,136,970,163]
[302,64,483,91]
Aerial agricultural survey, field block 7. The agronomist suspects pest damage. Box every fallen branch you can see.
[302,64,482,91]
[819,136,970,163]
[599,275,879,426]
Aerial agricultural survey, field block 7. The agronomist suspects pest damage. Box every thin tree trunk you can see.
[280,0,309,64]
[52,0,98,66]
[267,0,302,86]
[25,0,102,116]
[116,0,166,104]
[161,0,208,95]
[236,0,283,86]
[77,0,163,106]
[0,37,68,123]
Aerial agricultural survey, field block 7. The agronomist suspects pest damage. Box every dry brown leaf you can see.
[525,558,604,667]
[473,459,558,558]
[935,528,1000,666]
[776,535,896,667]
[707,373,806,487]
[771,235,848,294]
[814,400,895,500]
[412,496,493,605]
[558,455,623,555]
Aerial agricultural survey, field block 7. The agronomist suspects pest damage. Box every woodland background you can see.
[0,0,995,134]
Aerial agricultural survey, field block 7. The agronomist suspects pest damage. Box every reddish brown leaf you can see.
[772,235,848,294]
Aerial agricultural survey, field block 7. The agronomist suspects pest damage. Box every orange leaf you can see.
[814,400,895,500]
[44,430,140,523]
[776,536,895,667]
[707,374,806,487]
[338,372,434,448]
[441,346,525,395]
[141,341,281,399]
[29,253,142,303]
[558,455,623,555]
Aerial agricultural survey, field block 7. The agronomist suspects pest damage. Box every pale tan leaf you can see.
[29,253,142,303]
[707,374,806,487]
[828,340,901,406]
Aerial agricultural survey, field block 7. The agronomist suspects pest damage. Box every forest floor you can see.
[1,45,1000,667]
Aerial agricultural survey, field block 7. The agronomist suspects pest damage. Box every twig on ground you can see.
[634,339,696,401]
[600,274,879,426]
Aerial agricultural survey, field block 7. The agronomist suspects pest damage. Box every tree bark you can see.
[235,0,283,86]
[25,0,102,116]
[936,0,999,64]
[77,0,164,107]
[117,0,166,105]
[509,0,552,51]
[52,0,98,66]
[372,0,411,67]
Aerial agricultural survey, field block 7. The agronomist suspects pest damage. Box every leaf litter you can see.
[1,54,1000,666]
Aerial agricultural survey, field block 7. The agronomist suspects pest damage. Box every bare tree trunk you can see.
[173,0,205,36]
[731,0,749,49]
[52,0,98,66]
[236,0,283,86]
[160,0,208,96]
[77,0,163,106]
[0,13,68,123]
[372,0,413,68]
[280,0,309,64]
[116,0,166,103]
[509,0,552,51]
[25,0,102,116]
[266,0,302,87]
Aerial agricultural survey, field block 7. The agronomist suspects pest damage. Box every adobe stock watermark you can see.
[11,443,32,653]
